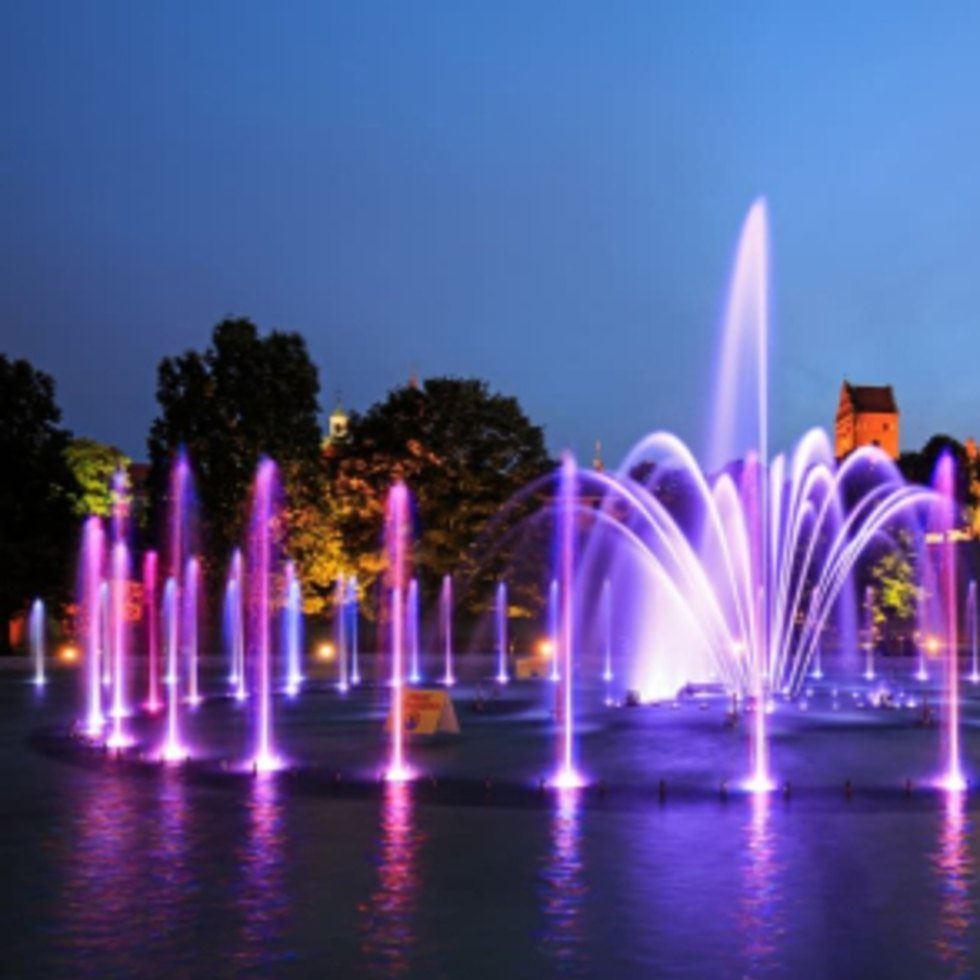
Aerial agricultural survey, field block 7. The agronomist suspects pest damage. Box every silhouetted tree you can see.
[328,377,552,617]
[147,319,323,577]
[0,356,75,653]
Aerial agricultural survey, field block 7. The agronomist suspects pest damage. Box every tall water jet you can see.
[495,581,509,684]
[548,579,560,682]
[440,574,455,686]
[553,453,583,789]
[160,577,184,760]
[348,575,361,686]
[385,481,412,782]
[248,458,282,772]
[335,574,348,692]
[935,453,965,792]
[225,549,246,700]
[100,580,111,687]
[80,517,106,735]
[407,577,421,684]
[107,541,132,748]
[916,584,931,682]
[29,598,45,687]
[601,579,613,685]
[968,580,978,685]
[283,561,303,696]
[811,645,823,680]
[143,551,162,712]
[183,556,201,706]
[862,585,876,681]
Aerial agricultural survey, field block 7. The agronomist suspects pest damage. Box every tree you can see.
[64,437,130,517]
[148,319,323,576]
[328,377,552,617]
[0,356,76,652]
[869,531,921,653]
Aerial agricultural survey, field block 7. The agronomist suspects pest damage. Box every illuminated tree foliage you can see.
[0,356,75,652]
[64,437,130,517]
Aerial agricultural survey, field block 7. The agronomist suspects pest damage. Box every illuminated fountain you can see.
[407,578,421,684]
[552,452,584,790]
[601,579,613,685]
[561,200,934,792]
[183,556,201,706]
[160,576,184,761]
[335,574,348,692]
[440,574,455,685]
[80,517,105,735]
[548,579,560,682]
[106,540,132,748]
[283,561,303,696]
[143,551,162,713]
[862,585,876,681]
[933,453,965,792]
[225,549,246,700]
[968,580,978,685]
[29,598,45,688]
[385,481,413,782]
[495,581,509,684]
[348,575,361,686]
[248,457,282,772]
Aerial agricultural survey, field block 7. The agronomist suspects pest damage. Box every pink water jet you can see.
[283,561,303,696]
[184,556,201,707]
[106,541,133,749]
[407,577,421,684]
[440,574,455,686]
[334,573,348,693]
[348,575,361,686]
[160,576,185,761]
[80,517,105,735]
[495,581,509,684]
[248,458,282,773]
[553,452,584,790]
[143,551,162,713]
[385,481,413,783]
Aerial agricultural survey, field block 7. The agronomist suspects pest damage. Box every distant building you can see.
[835,381,899,460]
[322,399,350,457]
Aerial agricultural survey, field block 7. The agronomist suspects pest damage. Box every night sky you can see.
[2,2,979,465]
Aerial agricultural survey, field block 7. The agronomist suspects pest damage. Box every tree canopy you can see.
[328,377,552,615]
[147,318,323,570]
[0,356,75,651]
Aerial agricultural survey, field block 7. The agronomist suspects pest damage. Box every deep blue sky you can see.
[2,2,979,464]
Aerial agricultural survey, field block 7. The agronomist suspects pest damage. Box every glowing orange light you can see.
[926,635,941,656]
[59,645,78,663]
[317,642,335,661]
[537,638,555,659]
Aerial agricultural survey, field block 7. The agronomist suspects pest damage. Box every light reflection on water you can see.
[234,773,290,971]
[359,779,423,976]
[540,787,588,974]
[932,790,975,976]
[738,792,786,976]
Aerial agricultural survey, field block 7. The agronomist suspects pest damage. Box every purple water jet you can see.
[80,517,105,735]
[407,577,421,684]
[248,458,282,772]
[106,541,132,748]
[160,576,184,761]
[862,585,875,681]
[553,452,583,789]
[385,481,412,782]
[440,574,455,686]
[283,561,303,696]
[335,573,348,692]
[29,598,45,688]
[348,575,361,686]
[143,551,162,713]
[548,578,560,682]
[225,549,246,700]
[495,581,509,684]
[183,556,201,706]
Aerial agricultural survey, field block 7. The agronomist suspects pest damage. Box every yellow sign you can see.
[386,689,460,736]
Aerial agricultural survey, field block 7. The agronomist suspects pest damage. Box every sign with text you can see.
[385,689,460,736]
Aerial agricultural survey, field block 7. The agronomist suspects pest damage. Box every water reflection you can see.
[234,773,289,971]
[931,790,974,975]
[540,787,588,973]
[360,780,423,975]
[738,792,785,975]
